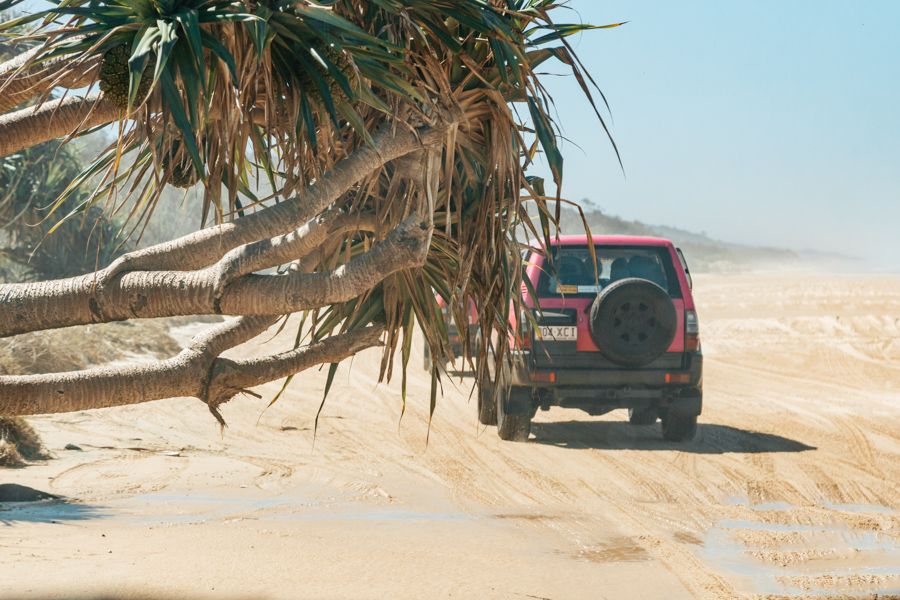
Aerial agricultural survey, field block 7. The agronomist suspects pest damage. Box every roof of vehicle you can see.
[547,234,674,247]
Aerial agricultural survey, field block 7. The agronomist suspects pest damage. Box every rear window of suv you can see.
[535,245,682,299]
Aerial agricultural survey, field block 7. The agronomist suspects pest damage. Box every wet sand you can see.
[2,274,899,599]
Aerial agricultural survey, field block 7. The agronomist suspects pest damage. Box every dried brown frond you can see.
[0,417,47,464]
[0,439,26,468]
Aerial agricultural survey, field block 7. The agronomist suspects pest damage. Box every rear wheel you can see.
[477,380,497,426]
[628,406,658,425]
[496,386,532,442]
[661,412,697,442]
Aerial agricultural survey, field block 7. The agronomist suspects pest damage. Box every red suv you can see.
[479,236,702,442]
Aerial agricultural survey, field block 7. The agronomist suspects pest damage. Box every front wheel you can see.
[477,381,497,426]
[661,412,698,442]
[496,386,532,442]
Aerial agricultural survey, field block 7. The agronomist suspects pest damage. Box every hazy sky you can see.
[529,1,900,270]
[15,1,899,269]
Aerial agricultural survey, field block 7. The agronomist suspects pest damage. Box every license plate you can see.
[539,325,577,342]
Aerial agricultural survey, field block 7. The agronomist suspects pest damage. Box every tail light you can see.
[666,372,691,384]
[530,371,556,383]
[517,308,533,350]
[685,309,700,351]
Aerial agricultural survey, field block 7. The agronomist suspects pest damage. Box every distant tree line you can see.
[0,14,125,282]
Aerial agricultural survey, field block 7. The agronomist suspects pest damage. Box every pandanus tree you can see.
[0,0,618,422]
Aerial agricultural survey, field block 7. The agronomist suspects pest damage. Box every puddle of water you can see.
[138,492,300,509]
[718,520,899,554]
[702,516,900,597]
[841,530,900,554]
[0,500,105,524]
[702,525,781,593]
[125,491,318,526]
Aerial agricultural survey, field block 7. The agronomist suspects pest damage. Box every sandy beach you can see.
[2,274,899,600]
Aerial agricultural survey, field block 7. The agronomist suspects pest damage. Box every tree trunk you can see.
[0,95,119,158]
[0,214,429,337]
[0,51,101,113]
[0,319,383,418]
[95,124,447,278]
[0,112,448,419]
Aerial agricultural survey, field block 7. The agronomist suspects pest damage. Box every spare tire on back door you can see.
[589,278,677,367]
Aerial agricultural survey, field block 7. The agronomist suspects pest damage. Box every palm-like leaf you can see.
[0,0,622,407]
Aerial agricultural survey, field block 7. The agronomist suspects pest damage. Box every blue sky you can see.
[530,1,900,270]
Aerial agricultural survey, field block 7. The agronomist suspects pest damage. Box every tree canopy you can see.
[0,0,619,421]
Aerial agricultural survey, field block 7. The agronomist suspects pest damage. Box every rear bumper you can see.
[503,351,703,416]
[508,350,702,387]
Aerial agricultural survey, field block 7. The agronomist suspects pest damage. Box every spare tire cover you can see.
[589,278,677,367]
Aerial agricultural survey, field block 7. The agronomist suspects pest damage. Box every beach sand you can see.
[2,274,899,600]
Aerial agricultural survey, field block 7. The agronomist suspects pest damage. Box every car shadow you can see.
[530,420,816,454]
[0,501,106,525]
